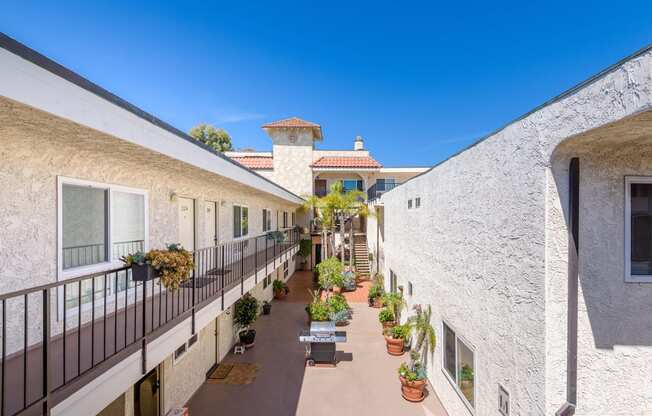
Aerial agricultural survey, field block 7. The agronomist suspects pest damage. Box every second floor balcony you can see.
[367,181,400,202]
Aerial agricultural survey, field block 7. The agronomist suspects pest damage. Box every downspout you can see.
[556,157,579,416]
[376,207,380,274]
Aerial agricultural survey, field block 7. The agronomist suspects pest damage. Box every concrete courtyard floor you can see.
[185,271,448,416]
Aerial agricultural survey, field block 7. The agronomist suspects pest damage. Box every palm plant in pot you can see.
[298,239,312,271]
[398,304,436,402]
[234,294,259,348]
[367,283,384,308]
[273,279,289,299]
[384,323,409,356]
[378,307,396,329]
[382,292,406,322]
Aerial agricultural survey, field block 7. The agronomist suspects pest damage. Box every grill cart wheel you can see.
[307,359,315,367]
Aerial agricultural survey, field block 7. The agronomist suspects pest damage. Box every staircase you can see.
[353,234,371,280]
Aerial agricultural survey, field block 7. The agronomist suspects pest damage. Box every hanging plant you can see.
[121,243,194,290]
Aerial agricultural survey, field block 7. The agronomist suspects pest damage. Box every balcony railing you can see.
[0,228,299,416]
[367,181,400,202]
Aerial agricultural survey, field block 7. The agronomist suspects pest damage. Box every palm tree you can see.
[303,181,370,264]
[408,304,436,369]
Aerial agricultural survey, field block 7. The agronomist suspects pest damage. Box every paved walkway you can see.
[185,271,448,416]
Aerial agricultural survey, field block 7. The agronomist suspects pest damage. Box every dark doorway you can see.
[315,244,322,265]
[135,367,159,416]
[315,180,327,197]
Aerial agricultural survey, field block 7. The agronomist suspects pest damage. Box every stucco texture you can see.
[378,49,652,416]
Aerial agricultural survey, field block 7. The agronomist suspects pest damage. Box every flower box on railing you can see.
[131,263,162,282]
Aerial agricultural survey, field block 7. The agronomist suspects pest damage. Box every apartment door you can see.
[135,368,159,416]
[205,201,218,247]
[178,197,195,251]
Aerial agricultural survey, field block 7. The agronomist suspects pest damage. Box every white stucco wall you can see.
[379,48,652,416]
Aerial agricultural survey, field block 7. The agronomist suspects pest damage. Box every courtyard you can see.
[186,271,448,416]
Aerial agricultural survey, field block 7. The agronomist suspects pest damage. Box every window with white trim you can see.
[263,208,272,232]
[625,177,652,282]
[59,178,147,277]
[233,205,249,238]
[443,322,475,409]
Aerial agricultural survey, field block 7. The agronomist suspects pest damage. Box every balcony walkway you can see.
[185,270,448,416]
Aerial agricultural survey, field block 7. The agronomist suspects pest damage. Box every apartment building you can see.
[368,46,652,415]
[0,34,301,416]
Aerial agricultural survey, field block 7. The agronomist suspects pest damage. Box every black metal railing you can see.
[366,181,400,202]
[0,229,298,416]
[62,240,145,270]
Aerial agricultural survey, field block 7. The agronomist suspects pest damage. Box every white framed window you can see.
[291,212,296,227]
[442,321,476,411]
[283,211,288,228]
[415,197,421,208]
[58,177,148,280]
[342,179,363,193]
[625,176,652,282]
[233,204,249,238]
[408,199,413,209]
[263,208,272,232]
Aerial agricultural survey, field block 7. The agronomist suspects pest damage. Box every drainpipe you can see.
[556,157,579,416]
[376,209,380,274]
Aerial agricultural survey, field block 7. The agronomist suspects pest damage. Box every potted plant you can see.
[273,280,289,299]
[306,299,330,323]
[385,324,409,356]
[316,257,344,295]
[378,307,396,329]
[460,364,474,393]
[234,294,259,348]
[262,300,272,315]
[298,239,312,270]
[381,292,406,321]
[327,293,351,326]
[121,243,193,290]
[368,284,384,308]
[266,230,286,243]
[398,354,427,402]
[398,304,437,402]
[341,267,357,291]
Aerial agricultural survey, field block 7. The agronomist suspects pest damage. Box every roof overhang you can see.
[0,33,303,205]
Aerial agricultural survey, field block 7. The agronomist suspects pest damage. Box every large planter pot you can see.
[262,303,272,315]
[384,336,405,356]
[131,264,160,282]
[238,329,256,348]
[399,376,426,402]
[382,321,396,330]
[274,289,287,300]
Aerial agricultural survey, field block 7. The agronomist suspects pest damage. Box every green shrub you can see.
[298,239,312,260]
[368,283,384,300]
[308,300,330,321]
[390,324,410,340]
[327,293,350,313]
[273,279,289,293]
[378,307,395,323]
[316,257,344,290]
[234,294,259,329]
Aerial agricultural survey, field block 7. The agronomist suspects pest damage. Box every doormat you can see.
[208,363,234,380]
[207,363,258,385]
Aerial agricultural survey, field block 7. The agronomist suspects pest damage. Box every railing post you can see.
[191,251,196,334]
[240,241,244,295]
[221,245,225,311]
[43,288,51,415]
[255,237,258,284]
[265,237,268,277]
[143,279,148,337]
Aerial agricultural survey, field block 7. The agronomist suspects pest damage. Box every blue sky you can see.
[3,1,652,167]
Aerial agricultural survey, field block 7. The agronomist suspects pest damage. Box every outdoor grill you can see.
[299,321,347,366]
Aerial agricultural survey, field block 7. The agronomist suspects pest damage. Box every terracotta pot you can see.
[274,289,286,300]
[384,336,405,356]
[333,286,342,294]
[399,376,426,402]
[382,321,396,330]
[372,297,383,308]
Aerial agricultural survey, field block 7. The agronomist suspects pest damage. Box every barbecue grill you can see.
[299,321,347,366]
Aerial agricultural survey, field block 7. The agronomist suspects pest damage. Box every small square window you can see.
[408,199,413,209]
[415,197,421,208]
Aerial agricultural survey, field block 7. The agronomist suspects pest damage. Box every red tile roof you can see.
[262,117,320,128]
[231,156,274,169]
[312,156,382,169]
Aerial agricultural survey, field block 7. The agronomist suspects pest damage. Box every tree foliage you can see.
[189,123,234,152]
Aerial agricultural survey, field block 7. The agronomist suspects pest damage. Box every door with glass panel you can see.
[178,197,195,252]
